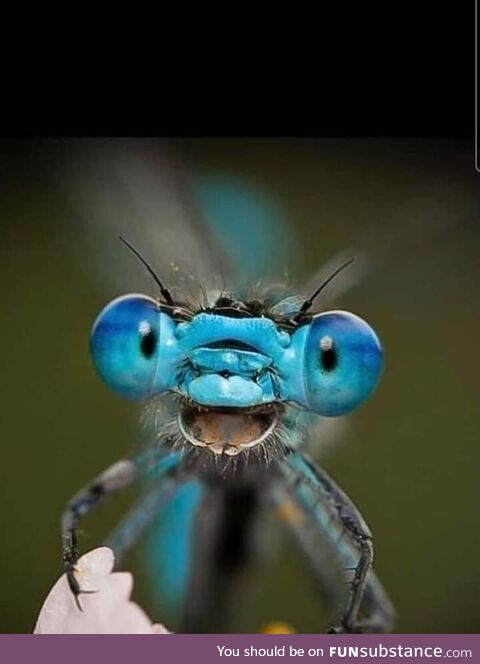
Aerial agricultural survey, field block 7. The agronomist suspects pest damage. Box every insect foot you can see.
[64,560,98,611]
[328,620,356,634]
[35,548,169,634]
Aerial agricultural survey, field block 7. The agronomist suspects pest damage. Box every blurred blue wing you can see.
[190,174,291,284]
[62,139,293,300]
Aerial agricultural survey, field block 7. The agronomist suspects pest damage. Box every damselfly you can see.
[61,141,396,633]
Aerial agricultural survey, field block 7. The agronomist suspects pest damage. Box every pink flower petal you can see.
[34,547,169,634]
[152,623,170,634]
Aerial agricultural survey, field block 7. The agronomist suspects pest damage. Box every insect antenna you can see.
[119,235,175,306]
[294,256,356,319]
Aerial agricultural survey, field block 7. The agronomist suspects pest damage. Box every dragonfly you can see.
[60,140,396,633]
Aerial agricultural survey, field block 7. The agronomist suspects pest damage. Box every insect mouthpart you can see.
[178,401,279,456]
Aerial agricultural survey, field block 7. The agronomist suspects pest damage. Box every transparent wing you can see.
[61,139,292,301]
[299,190,479,310]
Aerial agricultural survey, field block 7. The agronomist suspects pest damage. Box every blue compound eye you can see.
[303,311,383,417]
[90,294,161,400]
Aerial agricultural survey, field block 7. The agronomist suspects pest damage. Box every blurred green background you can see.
[0,138,479,633]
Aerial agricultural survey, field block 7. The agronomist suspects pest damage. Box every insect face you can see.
[90,295,382,456]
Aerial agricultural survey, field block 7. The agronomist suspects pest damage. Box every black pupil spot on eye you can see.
[321,345,337,372]
[139,324,157,359]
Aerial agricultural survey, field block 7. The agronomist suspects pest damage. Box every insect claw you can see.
[74,593,83,612]
[66,562,98,612]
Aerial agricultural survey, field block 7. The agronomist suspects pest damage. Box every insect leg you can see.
[275,451,395,633]
[103,471,183,566]
[61,447,177,607]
